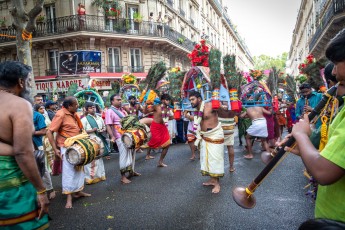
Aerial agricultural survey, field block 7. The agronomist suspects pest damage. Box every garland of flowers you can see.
[129,105,137,115]
[122,73,137,85]
[187,40,209,67]
[193,101,205,147]
[161,104,170,127]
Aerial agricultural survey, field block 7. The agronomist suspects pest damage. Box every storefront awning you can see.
[89,72,147,79]
[35,75,57,81]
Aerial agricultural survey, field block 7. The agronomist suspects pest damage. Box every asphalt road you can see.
[49,129,314,230]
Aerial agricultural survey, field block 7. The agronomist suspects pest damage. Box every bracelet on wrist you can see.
[37,189,47,195]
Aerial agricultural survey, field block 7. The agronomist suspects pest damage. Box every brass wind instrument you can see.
[233,84,339,209]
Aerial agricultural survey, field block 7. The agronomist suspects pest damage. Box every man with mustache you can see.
[0,61,49,229]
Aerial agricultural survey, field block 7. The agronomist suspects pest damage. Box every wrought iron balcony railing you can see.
[309,0,345,51]
[129,66,144,73]
[107,66,124,73]
[0,15,194,51]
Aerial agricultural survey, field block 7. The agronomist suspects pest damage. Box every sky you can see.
[225,0,301,57]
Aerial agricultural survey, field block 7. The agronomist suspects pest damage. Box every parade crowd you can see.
[0,29,345,230]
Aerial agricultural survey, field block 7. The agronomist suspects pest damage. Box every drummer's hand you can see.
[110,136,116,143]
[54,149,61,160]
[92,127,98,132]
[37,193,49,219]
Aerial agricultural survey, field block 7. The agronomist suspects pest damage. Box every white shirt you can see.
[81,114,106,134]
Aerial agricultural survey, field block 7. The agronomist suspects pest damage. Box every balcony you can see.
[0,15,194,52]
[179,8,185,18]
[309,0,345,57]
[107,66,123,73]
[129,66,144,73]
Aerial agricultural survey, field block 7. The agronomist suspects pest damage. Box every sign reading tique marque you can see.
[35,78,89,94]
[59,50,102,75]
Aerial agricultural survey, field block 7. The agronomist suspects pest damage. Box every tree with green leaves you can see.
[254,52,288,70]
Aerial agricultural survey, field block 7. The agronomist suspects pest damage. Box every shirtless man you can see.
[143,93,172,166]
[0,61,49,228]
[189,91,224,194]
[218,102,237,172]
[123,96,143,116]
[241,104,272,159]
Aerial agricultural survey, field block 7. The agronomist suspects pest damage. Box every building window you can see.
[130,48,143,72]
[48,49,58,75]
[108,47,122,72]
[45,4,56,33]
[127,5,139,32]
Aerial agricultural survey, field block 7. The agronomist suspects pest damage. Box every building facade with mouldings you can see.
[0,0,253,98]
[288,0,345,77]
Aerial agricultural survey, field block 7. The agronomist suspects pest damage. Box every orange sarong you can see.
[148,121,170,149]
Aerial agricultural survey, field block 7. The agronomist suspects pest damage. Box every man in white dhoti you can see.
[189,91,224,194]
[81,102,107,184]
[46,97,91,208]
[240,105,272,159]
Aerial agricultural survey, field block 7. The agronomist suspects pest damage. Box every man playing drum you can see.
[81,102,107,185]
[189,91,225,194]
[143,93,172,167]
[46,96,91,208]
[105,94,138,184]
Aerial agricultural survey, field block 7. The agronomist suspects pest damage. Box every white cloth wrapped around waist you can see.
[246,118,268,138]
[219,117,236,135]
[199,122,225,177]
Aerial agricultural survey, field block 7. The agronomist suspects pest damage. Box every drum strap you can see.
[85,115,110,156]
[110,106,125,119]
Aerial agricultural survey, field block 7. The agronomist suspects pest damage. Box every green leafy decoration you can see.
[223,54,242,91]
[285,74,297,102]
[209,49,222,89]
[66,83,78,96]
[169,69,186,101]
[142,61,167,90]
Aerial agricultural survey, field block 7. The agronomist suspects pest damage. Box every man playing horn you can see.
[46,96,91,208]
[189,91,224,194]
[143,93,172,167]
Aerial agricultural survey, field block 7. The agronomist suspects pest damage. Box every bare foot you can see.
[157,163,167,167]
[137,149,144,153]
[244,154,254,159]
[202,178,216,186]
[145,155,155,160]
[73,191,91,198]
[121,177,131,184]
[190,156,196,160]
[49,190,56,200]
[65,195,72,209]
[106,156,111,160]
[212,183,221,194]
[229,167,236,173]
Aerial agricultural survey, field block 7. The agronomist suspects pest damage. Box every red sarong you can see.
[148,121,170,149]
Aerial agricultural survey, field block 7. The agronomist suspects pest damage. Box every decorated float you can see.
[240,70,272,108]
[120,73,141,105]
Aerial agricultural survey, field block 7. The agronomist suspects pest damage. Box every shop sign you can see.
[35,78,89,93]
[90,79,112,90]
[59,50,102,75]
